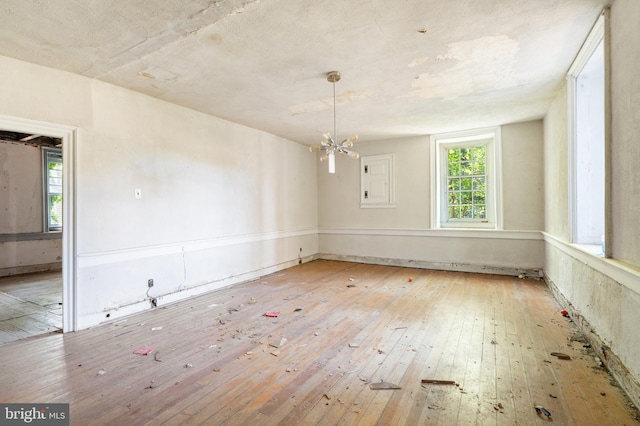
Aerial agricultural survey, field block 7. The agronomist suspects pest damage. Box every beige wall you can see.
[543,85,570,240]
[0,141,62,275]
[501,120,545,230]
[543,0,640,407]
[0,142,43,233]
[610,0,640,266]
[317,120,545,275]
[0,55,318,328]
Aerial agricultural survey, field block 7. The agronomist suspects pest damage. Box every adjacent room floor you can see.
[0,271,62,344]
[0,261,637,425]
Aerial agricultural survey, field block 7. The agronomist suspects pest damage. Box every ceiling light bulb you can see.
[328,152,336,174]
[309,146,321,153]
[348,151,360,159]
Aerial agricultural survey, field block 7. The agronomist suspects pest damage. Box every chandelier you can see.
[309,71,359,173]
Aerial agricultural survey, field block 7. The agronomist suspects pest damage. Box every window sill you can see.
[574,243,605,258]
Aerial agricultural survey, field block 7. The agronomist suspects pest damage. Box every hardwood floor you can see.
[0,271,62,344]
[0,260,637,425]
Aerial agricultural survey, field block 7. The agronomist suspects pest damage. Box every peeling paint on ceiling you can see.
[0,0,609,143]
[405,35,520,100]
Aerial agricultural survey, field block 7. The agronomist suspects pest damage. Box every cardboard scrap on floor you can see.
[133,346,155,356]
[550,352,571,360]
[369,381,401,390]
[270,337,287,348]
[421,379,457,385]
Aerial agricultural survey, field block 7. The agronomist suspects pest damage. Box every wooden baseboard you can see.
[545,273,640,410]
[0,262,62,278]
[318,253,542,278]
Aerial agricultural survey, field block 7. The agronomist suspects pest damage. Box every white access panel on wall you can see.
[360,154,395,208]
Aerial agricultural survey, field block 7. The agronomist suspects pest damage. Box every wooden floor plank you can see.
[0,261,638,426]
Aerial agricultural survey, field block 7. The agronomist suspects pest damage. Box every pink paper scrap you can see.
[264,311,280,317]
[133,346,155,356]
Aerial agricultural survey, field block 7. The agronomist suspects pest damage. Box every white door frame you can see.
[0,114,77,332]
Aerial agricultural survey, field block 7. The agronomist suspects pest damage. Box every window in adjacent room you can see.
[567,11,606,252]
[431,127,502,229]
[43,147,63,232]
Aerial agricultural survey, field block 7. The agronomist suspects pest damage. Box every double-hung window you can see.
[431,127,501,229]
[43,148,63,232]
[567,10,607,253]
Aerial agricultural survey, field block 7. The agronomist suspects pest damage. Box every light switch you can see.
[134,188,142,199]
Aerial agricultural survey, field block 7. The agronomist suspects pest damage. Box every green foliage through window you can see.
[44,149,62,230]
[446,146,486,220]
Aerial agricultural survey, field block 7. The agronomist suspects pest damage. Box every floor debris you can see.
[370,381,402,390]
[185,363,193,368]
[270,337,287,348]
[154,351,162,362]
[408,277,413,282]
[421,379,457,385]
[346,284,356,288]
[265,311,280,317]
[151,326,163,331]
[349,343,360,348]
[133,347,155,356]
[550,352,571,360]
[294,308,302,312]
[561,310,569,318]
[534,405,552,418]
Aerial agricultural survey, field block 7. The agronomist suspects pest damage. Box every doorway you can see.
[0,115,76,337]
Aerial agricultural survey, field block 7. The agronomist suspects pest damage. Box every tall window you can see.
[568,11,606,250]
[431,128,501,229]
[43,148,62,232]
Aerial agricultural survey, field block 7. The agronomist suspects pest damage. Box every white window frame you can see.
[42,147,63,232]
[567,10,610,255]
[430,127,502,229]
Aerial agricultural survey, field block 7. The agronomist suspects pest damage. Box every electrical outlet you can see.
[148,279,154,288]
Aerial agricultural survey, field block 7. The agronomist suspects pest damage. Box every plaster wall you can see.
[0,55,318,328]
[610,0,640,266]
[543,86,570,240]
[0,141,62,275]
[317,121,545,274]
[542,0,640,406]
[0,142,43,233]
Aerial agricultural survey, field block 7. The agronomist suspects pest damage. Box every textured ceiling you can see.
[0,0,608,144]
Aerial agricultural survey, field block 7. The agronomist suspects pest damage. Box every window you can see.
[360,154,395,208]
[567,11,606,251]
[43,148,62,232]
[431,127,501,229]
